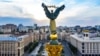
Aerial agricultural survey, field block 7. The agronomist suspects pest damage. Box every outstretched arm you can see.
[42,3,51,18]
[54,5,65,18]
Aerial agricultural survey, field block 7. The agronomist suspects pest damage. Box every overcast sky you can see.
[0,0,100,26]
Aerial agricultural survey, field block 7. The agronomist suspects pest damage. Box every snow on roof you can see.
[70,34,100,42]
[0,36,18,41]
[0,34,28,42]
[18,35,28,39]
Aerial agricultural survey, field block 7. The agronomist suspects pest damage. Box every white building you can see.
[70,31,100,56]
[0,24,17,33]
[0,26,12,33]
[18,24,28,32]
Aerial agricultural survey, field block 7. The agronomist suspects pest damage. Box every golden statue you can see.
[42,3,65,56]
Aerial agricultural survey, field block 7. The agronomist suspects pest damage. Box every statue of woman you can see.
[42,3,65,39]
[42,3,65,20]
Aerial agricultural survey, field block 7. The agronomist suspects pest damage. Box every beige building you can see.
[0,29,47,56]
[69,31,100,56]
[33,30,47,41]
[0,34,33,56]
[0,36,22,56]
[58,30,70,41]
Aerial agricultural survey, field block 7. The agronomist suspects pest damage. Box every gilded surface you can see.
[45,44,63,56]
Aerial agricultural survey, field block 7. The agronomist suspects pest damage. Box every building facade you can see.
[0,24,17,34]
[0,34,33,56]
[0,36,23,56]
[70,31,100,56]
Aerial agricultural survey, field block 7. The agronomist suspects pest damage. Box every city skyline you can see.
[0,0,100,26]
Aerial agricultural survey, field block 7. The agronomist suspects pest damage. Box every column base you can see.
[45,43,63,56]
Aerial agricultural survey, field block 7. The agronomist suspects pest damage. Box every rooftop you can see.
[0,36,18,42]
[70,33,100,42]
[0,34,28,42]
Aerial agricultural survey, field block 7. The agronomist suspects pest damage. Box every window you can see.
[82,43,84,45]
[82,43,85,50]
[82,54,84,56]
[86,34,88,37]
[84,34,85,36]
[89,54,91,56]
[82,46,84,49]
[82,50,84,53]
[18,42,20,47]
[83,54,88,56]
[18,49,20,56]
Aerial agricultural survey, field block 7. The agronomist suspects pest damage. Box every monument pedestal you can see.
[45,43,63,56]
[45,30,63,56]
